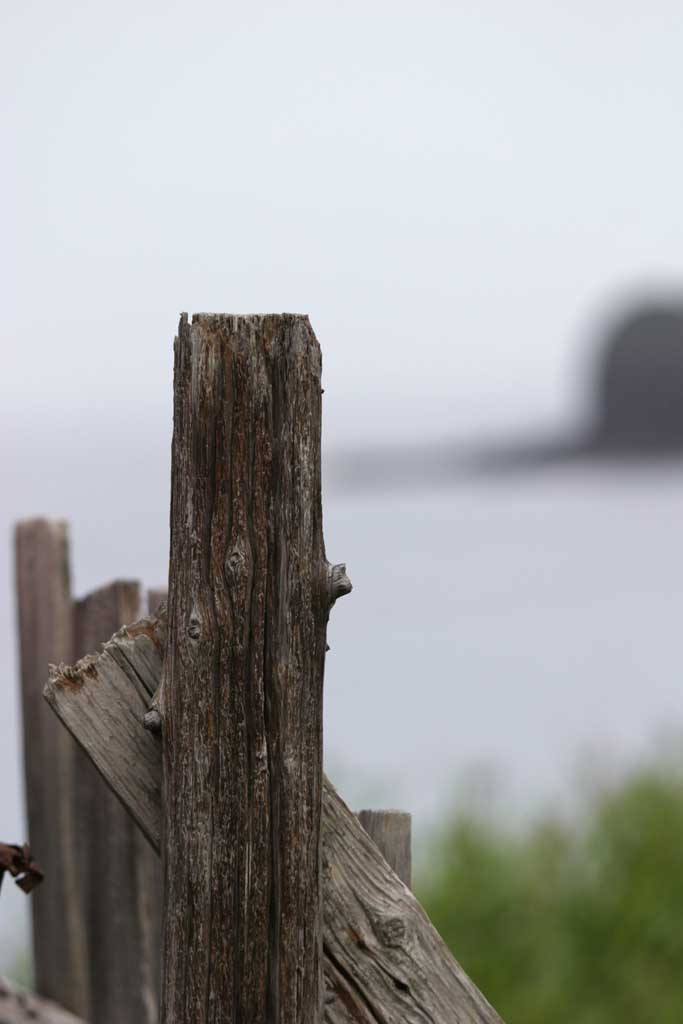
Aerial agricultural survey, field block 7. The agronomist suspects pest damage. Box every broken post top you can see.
[178,312,320,363]
[181,312,311,322]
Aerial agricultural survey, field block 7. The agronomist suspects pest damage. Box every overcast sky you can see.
[4,0,683,970]
[5,1,683,448]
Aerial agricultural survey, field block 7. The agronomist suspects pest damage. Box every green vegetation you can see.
[418,761,683,1024]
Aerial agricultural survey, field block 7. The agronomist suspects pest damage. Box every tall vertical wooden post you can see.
[14,519,87,1014]
[161,314,342,1022]
[73,581,162,1024]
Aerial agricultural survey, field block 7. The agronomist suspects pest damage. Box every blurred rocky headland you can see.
[329,301,683,491]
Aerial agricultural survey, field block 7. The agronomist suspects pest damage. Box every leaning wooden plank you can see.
[72,581,161,1024]
[46,616,504,1024]
[0,977,85,1024]
[324,782,501,1023]
[46,614,166,849]
[14,519,88,1015]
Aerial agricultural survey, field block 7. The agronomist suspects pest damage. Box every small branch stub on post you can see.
[143,708,162,735]
[327,563,352,607]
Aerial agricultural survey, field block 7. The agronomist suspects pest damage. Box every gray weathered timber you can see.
[324,783,502,1023]
[46,614,165,849]
[0,978,86,1024]
[72,581,161,1024]
[357,810,412,888]
[45,614,504,1024]
[14,519,88,1015]
[161,313,331,1023]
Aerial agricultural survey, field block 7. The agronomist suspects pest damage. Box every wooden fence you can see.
[14,522,162,1021]
[10,314,504,1023]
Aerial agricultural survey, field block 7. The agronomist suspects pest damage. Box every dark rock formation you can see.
[596,305,683,450]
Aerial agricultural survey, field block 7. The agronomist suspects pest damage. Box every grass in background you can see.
[418,759,683,1023]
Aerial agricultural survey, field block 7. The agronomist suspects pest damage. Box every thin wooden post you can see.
[161,314,340,1022]
[14,519,87,1015]
[72,581,162,1024]
[358,810,412,889]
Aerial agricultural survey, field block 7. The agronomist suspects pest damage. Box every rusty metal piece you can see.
[0,842,44,894]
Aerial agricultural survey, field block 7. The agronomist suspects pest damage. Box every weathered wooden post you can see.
[160,313,343,1022]
[15,519,87,1015]
[358,810,412,888]
[15,522,162,1020]
[72,582,162,1023]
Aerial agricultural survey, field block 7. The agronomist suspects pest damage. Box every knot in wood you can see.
[376,913,408,948]
[328,563,352,606]
[225,545,248,584]
[143,709,162,735]
[187,610,202,641]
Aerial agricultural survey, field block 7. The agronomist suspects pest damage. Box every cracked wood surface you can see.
[46,613,504,1023]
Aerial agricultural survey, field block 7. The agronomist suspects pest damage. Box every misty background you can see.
[4,0,683,981]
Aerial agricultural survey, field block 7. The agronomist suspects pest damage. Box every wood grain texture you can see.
[14,519,88,1015]
[357,810,412,889]
[45,614,166,849]
[72,581,161,1024]
[324,782,502,1023]
[161,314,329,1023]
[0,978,86,1024]
[45,614,504,1024]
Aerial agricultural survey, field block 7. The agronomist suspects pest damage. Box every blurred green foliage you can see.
[418,763,683,1024]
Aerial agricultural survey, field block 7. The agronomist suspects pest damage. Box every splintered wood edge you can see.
[45,613,167,697]
[43,614,165,853]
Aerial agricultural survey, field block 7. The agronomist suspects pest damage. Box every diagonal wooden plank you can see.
[46,614,165,850]
[45,615,504,1024]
